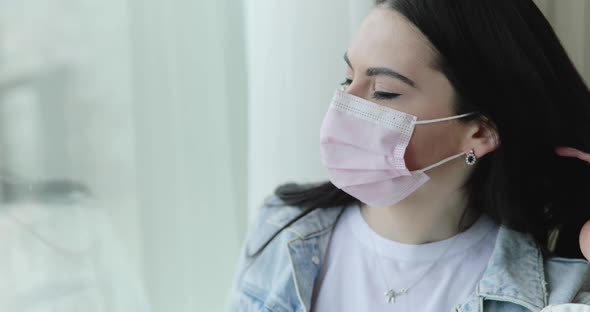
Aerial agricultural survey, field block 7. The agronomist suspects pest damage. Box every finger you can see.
[555,147,584,158]
[555,147,590,164]
[580,220,590,261]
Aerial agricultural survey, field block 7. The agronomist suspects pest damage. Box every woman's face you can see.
[343,6,470,171]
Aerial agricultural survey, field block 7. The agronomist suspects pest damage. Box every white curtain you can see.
[127,0,248,310]
[534,0,590,81]
[0,0,587,311]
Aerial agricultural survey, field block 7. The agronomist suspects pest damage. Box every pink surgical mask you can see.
[319,88,475,208]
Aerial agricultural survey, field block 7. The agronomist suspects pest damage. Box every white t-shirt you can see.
[311,202,499,312]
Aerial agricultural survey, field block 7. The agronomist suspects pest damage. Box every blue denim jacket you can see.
[225,194,590,312]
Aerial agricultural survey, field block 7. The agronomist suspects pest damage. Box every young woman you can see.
[226,0,590,311]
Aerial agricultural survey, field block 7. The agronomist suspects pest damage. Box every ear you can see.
[461,118,499,159]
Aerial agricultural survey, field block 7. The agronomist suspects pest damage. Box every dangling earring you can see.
[466,149,477,166]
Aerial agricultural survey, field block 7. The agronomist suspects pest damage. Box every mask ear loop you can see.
[412,112,476,125]
[411,112,478,173]
[415,152,466,173]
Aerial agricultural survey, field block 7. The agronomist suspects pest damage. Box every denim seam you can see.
[537,247,549,307]
[287,237,308,312]
[266,219,305,239]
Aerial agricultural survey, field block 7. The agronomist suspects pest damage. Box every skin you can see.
[555,146,590,260]
[343,6,498,244]
[581,221,590,261]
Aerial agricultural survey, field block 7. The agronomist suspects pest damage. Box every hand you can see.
[555,147,590,261]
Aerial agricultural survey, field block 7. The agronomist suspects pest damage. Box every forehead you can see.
[347,7,436,75]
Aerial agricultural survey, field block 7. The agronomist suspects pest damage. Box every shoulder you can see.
[243,194,307,258]
[254,194,307,228]
[225,194,309,311]
[226,193,348,311]
[544,256,590,306]
[244,194,348,258]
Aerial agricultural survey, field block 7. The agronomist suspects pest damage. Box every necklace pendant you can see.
[384,288,407,304]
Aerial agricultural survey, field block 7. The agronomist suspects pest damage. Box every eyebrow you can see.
[344,52,417,89]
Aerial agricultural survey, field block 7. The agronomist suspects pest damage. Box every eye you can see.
[372,92,401,100]
[339,78,402,100]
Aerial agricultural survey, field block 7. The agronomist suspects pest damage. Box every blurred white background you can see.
[0,0,586,311]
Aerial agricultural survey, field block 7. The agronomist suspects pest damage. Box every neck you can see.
[359,176,479,245]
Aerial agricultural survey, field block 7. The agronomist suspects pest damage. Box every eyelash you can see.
[340,79,401,100]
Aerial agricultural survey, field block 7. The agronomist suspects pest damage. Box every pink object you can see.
[555,146,590,260]
[555,146,590,163]
[580,221,590,261]
[319,89,473,208]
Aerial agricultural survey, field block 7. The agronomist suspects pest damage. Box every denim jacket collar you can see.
[246,202,549,312]
[245,203,345,258]
[458,224,548,312]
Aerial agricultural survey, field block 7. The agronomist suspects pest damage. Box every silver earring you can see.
[466,149,477,166]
